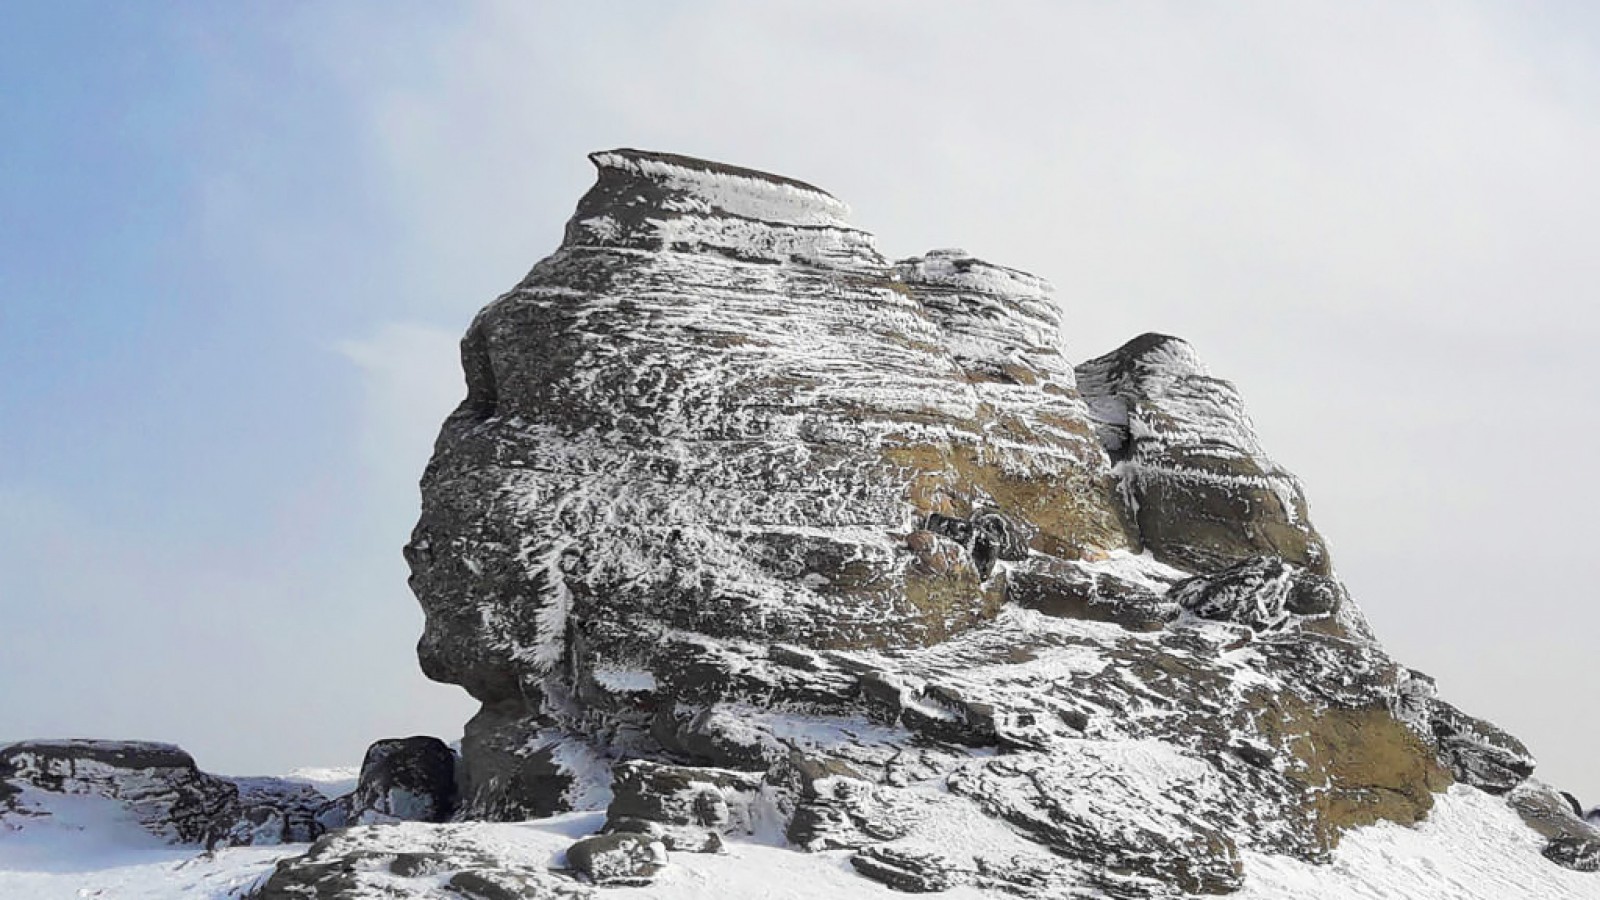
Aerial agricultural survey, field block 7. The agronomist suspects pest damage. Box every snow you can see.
[1236,786,1600,899]
[4,782,1599,898]
[591,150,852,227]
[0,788,297,899]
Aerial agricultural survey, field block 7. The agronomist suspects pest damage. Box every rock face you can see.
[385,148,1581,894]
[0,739,342,848]
[1076,333,1332,578]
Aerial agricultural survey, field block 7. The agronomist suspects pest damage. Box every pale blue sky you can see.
[4,2,1599,803]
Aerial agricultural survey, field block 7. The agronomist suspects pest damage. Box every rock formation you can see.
[14,149,1590,898]
[363,148,1600,895]
[0,740,338,848]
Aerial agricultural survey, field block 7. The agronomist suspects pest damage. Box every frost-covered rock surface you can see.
[382,148,1600,895]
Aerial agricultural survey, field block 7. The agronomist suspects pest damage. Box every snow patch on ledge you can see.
[591,148,852,227]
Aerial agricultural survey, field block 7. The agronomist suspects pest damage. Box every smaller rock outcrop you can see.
[1429,701,1536,796]
[342,736,458,825]
[250,824,595,900]
[1076,333,1331,578]
[231,776,341,844]
[0,739,346,849]
[1171,556,1344,633]
[2,740,247,847]
[602,759,762,852]
[1510,781,1600,873]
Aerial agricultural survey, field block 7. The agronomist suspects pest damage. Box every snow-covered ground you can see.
[3,783,1598,899]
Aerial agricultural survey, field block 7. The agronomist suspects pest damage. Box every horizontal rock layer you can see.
[385,149,1576,895]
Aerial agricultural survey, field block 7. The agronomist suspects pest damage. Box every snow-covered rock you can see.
[341,736,457,825]
[377,148,1600,895]
[1076,333,1334,581]
[0,739,347,851]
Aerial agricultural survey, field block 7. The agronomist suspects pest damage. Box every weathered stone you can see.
[1007,556,1179,631]
[249,823,592,899]
[231,777,335,844]
[457,702,606,821]
[376,148,1565,895]
[565,833,667,885]
[0,740,241,847]
[850,845,964,893]
[1430,700,1535,795]
[949,748,1245,895]
[603,760,761,851]
[344,736,457,825]
[1509,780,1600,873]
[1171,556,1345,633]
[1076,333,1332,578]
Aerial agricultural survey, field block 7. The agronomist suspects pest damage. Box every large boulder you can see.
[343,736,458,825]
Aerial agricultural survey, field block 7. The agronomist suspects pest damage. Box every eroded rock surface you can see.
[377,149,1579,893]
[1076,333,1332,578]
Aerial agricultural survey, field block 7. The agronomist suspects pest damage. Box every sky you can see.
[2,1,1598,804]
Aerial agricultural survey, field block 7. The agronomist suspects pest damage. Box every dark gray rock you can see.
[1430,700,1535,795]
[565,833,667,885]
[344,735,457,825]
[249,824,593,899]
[231,776,337,844]
[456,703,607,821]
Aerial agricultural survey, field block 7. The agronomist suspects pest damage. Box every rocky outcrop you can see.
[1171,555,1345,633]
[374,148,1589,894]
[0,739,344,848]
[1430,701,1537,796]
[342,736,458,825]
[1510,781,1600,873]
[1076,333,1333,579]
[406,149,1134,705]
[564,833,667,886]
[250,823,594,900]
